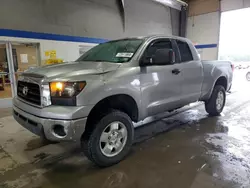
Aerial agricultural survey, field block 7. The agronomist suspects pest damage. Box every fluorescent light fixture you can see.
[154,0,187,10]
[158,0,173,5]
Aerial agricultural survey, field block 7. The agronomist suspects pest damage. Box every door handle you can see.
[172,69,181,75]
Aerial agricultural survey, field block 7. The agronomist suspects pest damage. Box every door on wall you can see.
[0,43,12,108]
[12,43,40,82]
[219,8,250,92]
[0,42,40,108]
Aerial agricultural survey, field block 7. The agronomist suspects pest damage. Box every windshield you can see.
[77,39,143,63]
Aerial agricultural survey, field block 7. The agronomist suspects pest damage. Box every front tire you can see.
[205,85,226,116]
[82,110,134,167]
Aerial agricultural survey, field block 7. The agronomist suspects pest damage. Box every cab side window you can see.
[176,40,193,62]
[143,40,174,65]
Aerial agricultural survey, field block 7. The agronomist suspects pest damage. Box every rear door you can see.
[174,40,203,104]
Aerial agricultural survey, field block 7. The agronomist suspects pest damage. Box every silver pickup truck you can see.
[13,35,233,167]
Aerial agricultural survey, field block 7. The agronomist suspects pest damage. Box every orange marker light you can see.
[56,82,63,91]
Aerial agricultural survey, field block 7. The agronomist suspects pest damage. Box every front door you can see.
[140,39,183,118]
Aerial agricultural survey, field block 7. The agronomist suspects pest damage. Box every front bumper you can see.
[13,97,93,142]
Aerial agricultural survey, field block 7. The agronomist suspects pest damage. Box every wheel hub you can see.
[108,131,120,144]
[99,121,128,157]
[216,91,224,110]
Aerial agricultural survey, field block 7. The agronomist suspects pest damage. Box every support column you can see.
[6,42,16,97]
[179,5,188,37]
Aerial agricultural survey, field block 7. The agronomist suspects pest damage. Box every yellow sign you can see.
[50,50,57,58]
[46,58,63,65]
[44,50,62,65]
[45,51,50,57]
[45,50,57,58]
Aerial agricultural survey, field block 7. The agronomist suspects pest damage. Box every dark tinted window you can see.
[143,40,173,65]
[146,40,172,57]
[176,40,193,62]
[143,40,173,64]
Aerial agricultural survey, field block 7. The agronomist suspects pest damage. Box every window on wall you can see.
[176,40,193,62]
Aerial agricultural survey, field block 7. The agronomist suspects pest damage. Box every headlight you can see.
[50,82,86,97]
[49,81,86,106]
[41,84,51,107]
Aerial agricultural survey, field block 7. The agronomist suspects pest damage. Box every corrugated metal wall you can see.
[124,0,174,36]
[0,0,180,39]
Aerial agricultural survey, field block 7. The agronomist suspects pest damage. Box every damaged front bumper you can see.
[13,97,93,142]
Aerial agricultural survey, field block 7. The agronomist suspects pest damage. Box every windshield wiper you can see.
[90,59,117,63]
[91,60,106,62]
[80,59,124,63]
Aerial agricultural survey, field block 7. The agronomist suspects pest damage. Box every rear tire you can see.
[246,72,250,81]
[205,85,226,116]
[82,110,134,167]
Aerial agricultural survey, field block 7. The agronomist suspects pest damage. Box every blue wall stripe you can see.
[0,29,108,44]
[195,44,218,49]
[0,29,218,49]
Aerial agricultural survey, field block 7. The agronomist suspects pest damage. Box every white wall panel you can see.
[187,12,220,44]
[221,0,244,12]
[187,12,220,60]
[199,48,219,60]
[221,0,250,12]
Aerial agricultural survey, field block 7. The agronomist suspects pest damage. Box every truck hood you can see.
[24,61,121,81]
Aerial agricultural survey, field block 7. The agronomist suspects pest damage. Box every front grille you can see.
[17,81,41,105]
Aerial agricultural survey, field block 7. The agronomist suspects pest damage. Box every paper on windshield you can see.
[116,52,134,58]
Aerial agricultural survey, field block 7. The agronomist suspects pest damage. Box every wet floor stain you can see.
[1,91,250,188]
[25,138,49,151]
[34,153,50,161]
[0,148,18,176]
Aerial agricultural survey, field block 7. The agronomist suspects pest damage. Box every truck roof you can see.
[143,35,188,41]
[112,35,189,42]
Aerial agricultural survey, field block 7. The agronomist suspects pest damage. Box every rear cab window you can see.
[176,40,193,62]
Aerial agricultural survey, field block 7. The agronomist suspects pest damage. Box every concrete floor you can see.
[1,71,250,188]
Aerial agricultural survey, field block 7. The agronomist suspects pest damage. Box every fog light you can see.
[53,124,66,137]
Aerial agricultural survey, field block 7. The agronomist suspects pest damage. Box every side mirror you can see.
[153,49,175,65]
[140,49,175,66]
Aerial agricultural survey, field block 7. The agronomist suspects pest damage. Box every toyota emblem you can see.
[22,86,29,96]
